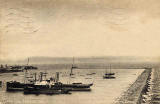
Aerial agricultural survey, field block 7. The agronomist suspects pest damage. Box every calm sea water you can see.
[0,66,144,104]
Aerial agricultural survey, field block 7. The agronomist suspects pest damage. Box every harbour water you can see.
[0,66,144,104]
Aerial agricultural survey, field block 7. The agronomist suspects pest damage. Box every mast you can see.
[24,69,28,84]
[70,57,74,76]
[70,67,73,76]
[34,73,37,82]
[27,58,29,65]
[110,64,111,73]
[55,72,59,82]
[106,67,107,74]
[39,72,43,82]
[73,57,75,66]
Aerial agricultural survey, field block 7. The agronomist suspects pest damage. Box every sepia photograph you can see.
[0,0,160,104]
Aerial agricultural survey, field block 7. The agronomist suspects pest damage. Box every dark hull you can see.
[61,83,93,88]
[104,73,115,75]
[103,72,115,79]
[6,82,93,92]
[0,70,23,73]
[24,66,38,70]
[24,85,70,95]
[24,82,93,93]
[6,82,33,91]
[10,70,23,72]
[103,76,115,79]
[70,88,91,91]
[24,90,63,95]
[55,83,93,91]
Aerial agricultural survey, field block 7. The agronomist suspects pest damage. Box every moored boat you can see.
[6,70,93,93]
[103,65,115,79]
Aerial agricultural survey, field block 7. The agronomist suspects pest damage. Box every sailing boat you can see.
[103,64,115,79]
[66,57,93,91]
[24,58,37,70]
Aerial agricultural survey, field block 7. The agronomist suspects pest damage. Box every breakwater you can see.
[142,67,160,104]
[115,69,151,104]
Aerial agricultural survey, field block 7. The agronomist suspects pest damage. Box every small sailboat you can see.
[103,64,115,79]
[67,57,93,91]
[23,58,37,70]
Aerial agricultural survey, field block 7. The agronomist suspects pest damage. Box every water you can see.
[0,66,144,104]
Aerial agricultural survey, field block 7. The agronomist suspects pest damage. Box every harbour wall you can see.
[141,67,160,104]
[115,69,152,104]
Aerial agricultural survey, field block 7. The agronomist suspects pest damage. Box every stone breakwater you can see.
[114,69,152,104]
[144,67,160,104]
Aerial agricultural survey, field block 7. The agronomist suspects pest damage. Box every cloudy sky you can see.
[1,0,160,60]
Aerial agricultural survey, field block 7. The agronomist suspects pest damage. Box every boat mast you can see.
[24,69,28,84]
[110,64,111,73]
[34,73,37,82]
[27,58,29,65]
[105,63,107,74]
[70,57,74,76]
[72,57,75,68]
[39,72,44,82]
[55,72,59,82]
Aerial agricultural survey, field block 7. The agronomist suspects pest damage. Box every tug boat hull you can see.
[24,85,70,95]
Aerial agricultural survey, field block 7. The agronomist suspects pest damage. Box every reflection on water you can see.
[0,67,144,104]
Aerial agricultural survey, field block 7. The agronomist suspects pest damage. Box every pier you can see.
[115,67,160,104]
[147,67,160,104]
[115,69,152,104]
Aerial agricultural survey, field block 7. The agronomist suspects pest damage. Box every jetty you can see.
[115,68,152,104]
[145,67,160,104]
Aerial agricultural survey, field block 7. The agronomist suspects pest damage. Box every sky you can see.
[1,0,160,60]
